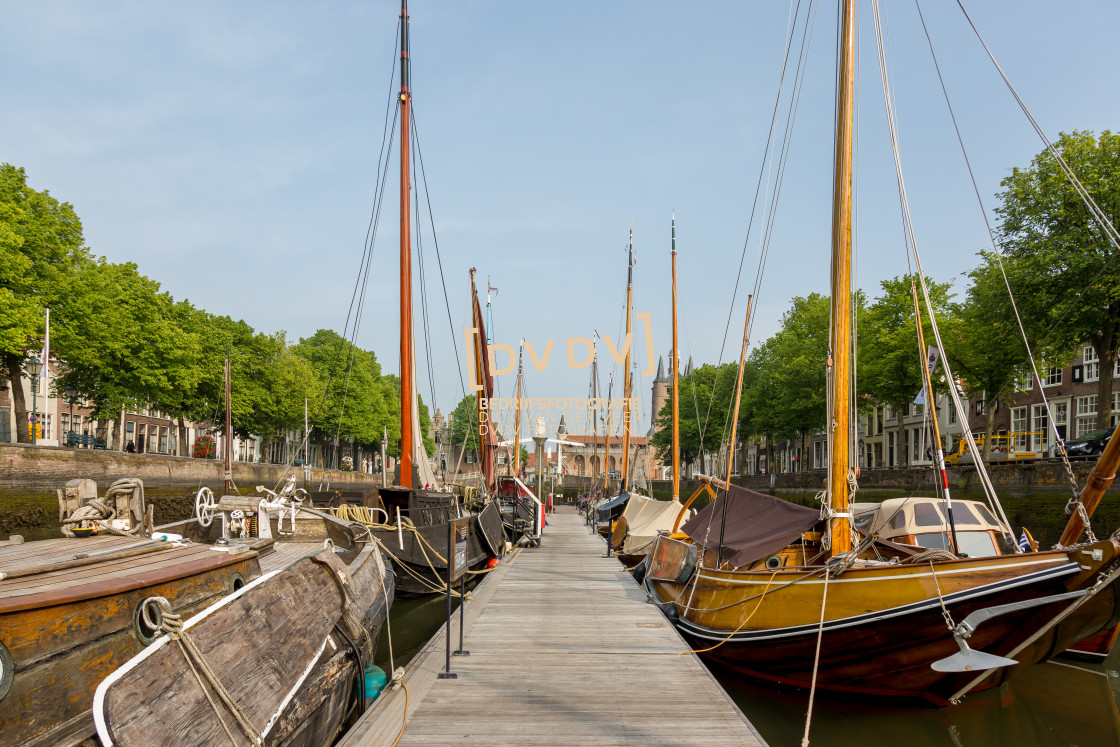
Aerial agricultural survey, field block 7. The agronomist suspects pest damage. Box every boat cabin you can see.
[852,497,1012,558]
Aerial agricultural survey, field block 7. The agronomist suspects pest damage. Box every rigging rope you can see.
[869,0,1018,548]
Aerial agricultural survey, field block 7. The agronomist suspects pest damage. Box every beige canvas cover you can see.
[620,494,688,556]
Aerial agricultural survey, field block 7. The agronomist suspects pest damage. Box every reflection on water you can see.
[717,652,1120,747]
[373,592,462,673]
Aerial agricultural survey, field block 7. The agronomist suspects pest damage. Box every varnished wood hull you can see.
[0,539,263,747]
[647,540,1120,704]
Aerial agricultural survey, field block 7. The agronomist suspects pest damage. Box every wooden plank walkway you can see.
[340,506,765,746]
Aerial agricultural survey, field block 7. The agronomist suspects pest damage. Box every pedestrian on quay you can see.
[125,441,136,453]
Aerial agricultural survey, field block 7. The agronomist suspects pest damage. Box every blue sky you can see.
[4,1,1118,438]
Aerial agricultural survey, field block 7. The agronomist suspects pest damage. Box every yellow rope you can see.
[391,681,409,747]
[679,569,780,655]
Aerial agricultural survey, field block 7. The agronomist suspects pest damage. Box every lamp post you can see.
[27,356,42,446]
[63,385,75,446]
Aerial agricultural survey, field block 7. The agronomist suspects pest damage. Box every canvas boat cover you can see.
[620,494,689,556]
[596,491,630,522]
[680,485,820,568]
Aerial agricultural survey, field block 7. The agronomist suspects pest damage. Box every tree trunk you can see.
[4,352,30,443]
[897,401,909,468]
[1094,332,1115,430]
[177,417,188,457]
[982,403,996,462]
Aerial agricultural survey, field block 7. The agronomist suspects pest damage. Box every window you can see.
[1113,392,1120,414]
[1011,407,1028,450]
[61,413,70,435]
[1031,404,1049,454]
[913,502,942,527]
[947,405,957,426]
[884,404,894,421]
[0,411,9,443]
[913,428,922,462]
[1043,368,1062,387]
[1015,368,1032,392]
[1076,395,1098,437]
[887,432,896,467]
[1084,346,1100,382]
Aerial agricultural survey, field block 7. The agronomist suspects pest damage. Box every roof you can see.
[853,497,1007,540]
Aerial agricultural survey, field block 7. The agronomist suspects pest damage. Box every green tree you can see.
[651,362,737,471]
[994,130,1120,429]
[448,394,480,456]
[947,255,1032,458]
[860,276,954,466]
[0,164,88,442]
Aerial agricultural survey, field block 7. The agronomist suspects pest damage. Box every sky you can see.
[4,0,1118,439]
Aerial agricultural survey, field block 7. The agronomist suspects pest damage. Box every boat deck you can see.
[0,536,252,609]
[339,506,765,746]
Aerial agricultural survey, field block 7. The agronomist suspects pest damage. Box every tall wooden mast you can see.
[670,215,680,501]
[513,344,523,476]
[621,224,634,491]
[826,0,857,555]
[470,269,486,463]
[591,337,600,485]
[398,0,414,488]
[223,345,232,495]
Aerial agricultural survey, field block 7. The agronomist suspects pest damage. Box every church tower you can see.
[648,355,669,437]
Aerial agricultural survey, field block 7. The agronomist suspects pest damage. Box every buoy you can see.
[486,557,500,569]
[363,663,388,705]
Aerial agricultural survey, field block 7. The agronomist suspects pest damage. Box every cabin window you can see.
[956,531,998,558]
[946,503,981,526]
[915,533,950,550]
[974,504,999,525]
[912,502,942,527]
[888,509,908,531]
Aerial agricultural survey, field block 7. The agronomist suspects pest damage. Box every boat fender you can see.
[765,555,783,570]
[486,557,500,569]
[363,663,388,704]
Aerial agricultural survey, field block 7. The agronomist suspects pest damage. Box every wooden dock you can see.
[340,506,766,746]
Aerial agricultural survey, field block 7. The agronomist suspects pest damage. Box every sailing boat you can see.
[644,0,1120,706]
[596,226,647,530]
[614,215,690,567]
[360,7,503,596]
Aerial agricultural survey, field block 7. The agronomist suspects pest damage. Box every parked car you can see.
[1064,428,1114,458]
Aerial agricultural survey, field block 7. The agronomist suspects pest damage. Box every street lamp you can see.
[63,385,76,446]
[27,356,42,446]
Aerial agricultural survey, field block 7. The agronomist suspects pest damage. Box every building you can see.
[965,346,1120,456]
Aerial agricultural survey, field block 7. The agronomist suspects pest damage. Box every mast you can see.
[725,296,753,488]
[224,345,232,495]
[398,0,415,489]
[826,0,857,556]
[604,373,613,493]
[471,269,486,466]
[671,215,681,501]
[1060,421,1120,545]
[911,279,959,554]
[592,337,600,487]
[513,344,523,476]
[621,224,634,491]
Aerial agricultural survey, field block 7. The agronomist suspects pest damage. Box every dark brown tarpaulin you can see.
[680,485,820,568]
[472,291,497,492]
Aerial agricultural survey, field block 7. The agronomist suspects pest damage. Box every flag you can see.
[1017,530,1031,553]
[914,345,942,405]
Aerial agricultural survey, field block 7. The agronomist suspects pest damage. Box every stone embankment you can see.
[0,443,383,490]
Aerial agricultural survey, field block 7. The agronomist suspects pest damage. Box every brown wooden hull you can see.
[94,544,394,746]
[0,539,262,747]
[648,540,1120,704]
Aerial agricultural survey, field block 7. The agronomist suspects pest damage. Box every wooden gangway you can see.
[340,505,766,746]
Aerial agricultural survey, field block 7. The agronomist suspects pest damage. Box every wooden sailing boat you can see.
[360,6,503,595]
[644,0,1120,705]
